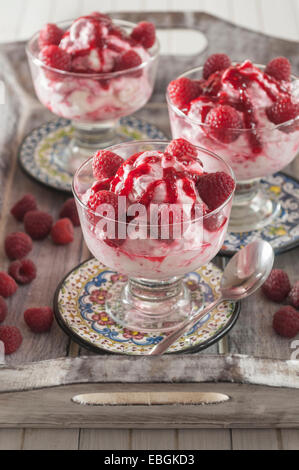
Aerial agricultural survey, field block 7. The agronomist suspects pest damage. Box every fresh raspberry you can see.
[196,172,235,211]
[0,297,7,323]
[203,53,231,80]
[265,57,291,82]
[0,272,18,298]
[24,307,54,334]
[11,194,37,222]
[205,105,243,143]
[92,150,123,180]
[262,269,291,302]
[114,50,142,71]
[89,12,112,23]
[39,23,64,49]
[0,326,22,355]
[4,232,33,261]
[166,139,198,159]
[168,77,201,110]
[266,97,298,125]
[131,21,156,49]
[51,218,74,245]
[288,281,299,309]
[88,190,119,214]
[273,306,299,338]
[8,259,37,285]
[39,45,72,71]
[59,198,80,227]
[24,210,53,240]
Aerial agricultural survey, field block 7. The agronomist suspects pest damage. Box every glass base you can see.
[105,277,204,333]
[229,178,281,233]
[53,120,122,175]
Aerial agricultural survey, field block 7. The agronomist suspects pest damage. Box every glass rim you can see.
[26,18,160,79]
[72,139,236,226]
[166,62,299,132]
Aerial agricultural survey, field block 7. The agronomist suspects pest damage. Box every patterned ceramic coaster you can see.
[54,258,240,356]
[221,172,299,257]
[18,117,166,193]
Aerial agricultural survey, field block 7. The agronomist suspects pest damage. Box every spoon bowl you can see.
[149,240,274,355]
[220,240,275,300]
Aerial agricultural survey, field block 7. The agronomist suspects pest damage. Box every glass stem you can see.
[73,120,119,150]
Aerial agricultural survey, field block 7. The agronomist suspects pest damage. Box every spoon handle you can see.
[148,298,222,356]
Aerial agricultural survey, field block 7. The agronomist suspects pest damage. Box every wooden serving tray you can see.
[0,11,299,428]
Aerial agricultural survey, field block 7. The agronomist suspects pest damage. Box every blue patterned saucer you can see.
[54,258,240,356]
[221,172,299,257]
[18,117,166,193]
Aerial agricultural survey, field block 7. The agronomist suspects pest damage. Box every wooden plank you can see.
[131,430,176,450]
[0,1,26,42]
[281,429,299,450]
[2,382,299,428]
[178,429,231,450]
[0,429,23,450]
[18,0,53,40]
[232,429,280,450]
[2,355,299,392]
[50,0,82,23]
[231,0,261,32]
[23,429,79,450]
[203,0,231,21]
[80,429,131,450]
[260,0,298,40]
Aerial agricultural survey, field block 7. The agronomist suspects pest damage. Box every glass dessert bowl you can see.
[26,12,160,174]
[167,55,299,232]
[73,139,235,333]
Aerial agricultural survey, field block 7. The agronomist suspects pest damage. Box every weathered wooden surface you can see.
[2,382,299,429]
[0,14,298,443]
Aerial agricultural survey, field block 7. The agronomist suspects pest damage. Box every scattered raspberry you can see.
[24,210,53,240]
[4,232,33,261]
[166,139,198,159]
[0,326,22,354]
[266,97,298,125]
[59,198,80,227]
[114,50,142,71]
[8,259,37,285]
[273,306,299,338]
[0,272,18,298]
[262,269,291,302]
[0,297,7,323]
[39,45,72,71]
[205,105,243,143]
[196,172,235,211]
[265,57,291,82]
[51,218,74,245]
[24,307,54,334]
[11,194,37,222]
[92,150,123,180]
[203,54,231,80]
[288,281,299,309]
[131,21,156,49]
[168,77,201,110]
[39,23,64,49]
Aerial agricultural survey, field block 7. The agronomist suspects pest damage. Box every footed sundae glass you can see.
[73,140,235,333]
[26,20,160,174]
[167,64,299,233]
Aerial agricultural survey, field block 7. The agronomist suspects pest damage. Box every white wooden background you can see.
[1,0,299,44]
[1,0,299,452]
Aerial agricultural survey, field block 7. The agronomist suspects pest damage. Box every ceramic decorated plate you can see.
[54,258,240,356]
[221,172,299,257]
[18,117,166,193]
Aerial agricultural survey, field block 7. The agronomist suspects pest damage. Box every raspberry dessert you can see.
[27,13,158,124]
[168,55,299,181]
[73,139,235,332]
[167,56,299,232]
